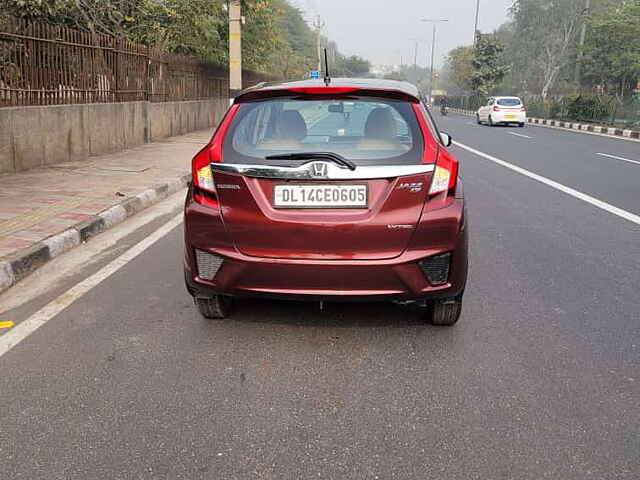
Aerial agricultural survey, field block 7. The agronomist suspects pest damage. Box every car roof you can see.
[494,96,522,100]
[236,78,421,103]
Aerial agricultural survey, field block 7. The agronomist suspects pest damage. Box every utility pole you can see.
[314,16,325,74]
[473,0,480,46]
[228,0,242,100]
[574,0,590,89]
[421,19,448,104]
[409,38,420,84]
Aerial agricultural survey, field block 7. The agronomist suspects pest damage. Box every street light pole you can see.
[409,38,421,83]
[421,19,448,104]
[473,0,480,46]
[314,15,325,74]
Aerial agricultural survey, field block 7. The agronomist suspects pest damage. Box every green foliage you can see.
[471,33,509,95]
[0,0,347,79]
[267,0,316,78]
[0,0,145,36]
[383,71,408,81]
[444,45,474,94]
[565,93,612,121]
[580,1,640,98]
[507,0,584,98]
[334,55,370,77]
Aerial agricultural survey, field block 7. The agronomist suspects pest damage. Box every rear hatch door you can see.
[213,92,437,260]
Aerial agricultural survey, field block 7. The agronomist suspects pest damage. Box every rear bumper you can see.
[184,192,468,302]
[493,112,526,123]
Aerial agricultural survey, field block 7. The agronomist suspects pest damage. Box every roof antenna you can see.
[323,48,331,86]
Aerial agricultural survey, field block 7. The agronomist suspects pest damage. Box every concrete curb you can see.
[0,172,191,294]
[449,108,640,142]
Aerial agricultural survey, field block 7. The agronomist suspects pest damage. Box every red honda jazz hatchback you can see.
[184,79,468,325]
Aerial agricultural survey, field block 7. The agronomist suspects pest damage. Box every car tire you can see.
[195,295,232,319]
[427,295,463,326]
[476,114,482,125]
[518,122,525,128]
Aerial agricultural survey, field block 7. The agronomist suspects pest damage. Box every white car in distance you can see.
[477,96,526,127]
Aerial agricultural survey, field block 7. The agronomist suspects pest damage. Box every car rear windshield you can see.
[497,98,522,106]
[223,96,424,166]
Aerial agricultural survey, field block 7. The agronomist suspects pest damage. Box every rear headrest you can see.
[277,110,307,140]
[364,107,397,140]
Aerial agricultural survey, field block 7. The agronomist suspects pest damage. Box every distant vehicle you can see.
[184,78,468,326]
[477,96,526,127]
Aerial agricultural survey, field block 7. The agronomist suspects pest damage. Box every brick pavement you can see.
[0,130,211,291]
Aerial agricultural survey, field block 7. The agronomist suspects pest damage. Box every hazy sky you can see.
[293,0,514,67]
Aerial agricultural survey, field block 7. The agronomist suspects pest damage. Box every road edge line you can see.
[0,214,183,358]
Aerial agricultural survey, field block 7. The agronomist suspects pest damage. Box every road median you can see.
[450,108,640,141]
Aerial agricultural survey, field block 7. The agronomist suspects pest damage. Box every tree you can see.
[444,46,474,93]
[0,0,371,79]
[471,33,509,96]
[509,0,585,98]
[334,55,370,77]
[0,0,145,37]
[580,0,640,99]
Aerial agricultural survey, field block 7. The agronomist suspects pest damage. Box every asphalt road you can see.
[1,114,639,479]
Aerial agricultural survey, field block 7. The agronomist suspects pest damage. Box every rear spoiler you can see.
[235,87,421,104]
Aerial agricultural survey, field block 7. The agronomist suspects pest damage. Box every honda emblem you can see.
[310,162,329,179]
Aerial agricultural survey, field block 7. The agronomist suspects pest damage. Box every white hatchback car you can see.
[477,96,526,127]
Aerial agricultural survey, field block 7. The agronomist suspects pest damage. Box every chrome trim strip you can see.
[210,161,435,180]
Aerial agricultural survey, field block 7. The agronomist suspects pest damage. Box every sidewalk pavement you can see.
[0,129,212,293]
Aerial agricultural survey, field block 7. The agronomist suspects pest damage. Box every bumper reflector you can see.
[195,249,223,281]
[419,253,451,286]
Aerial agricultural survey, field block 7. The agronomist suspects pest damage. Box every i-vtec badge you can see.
[398,182,423,193]
[216,184,241,190]
[387,224,414,230]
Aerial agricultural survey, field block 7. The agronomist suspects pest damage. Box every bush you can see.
[564,94,611,122]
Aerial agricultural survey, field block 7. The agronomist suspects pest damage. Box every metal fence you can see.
[0,17,269,107]
[449,93,640,128]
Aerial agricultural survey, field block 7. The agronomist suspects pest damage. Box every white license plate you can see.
[273,184,368,209]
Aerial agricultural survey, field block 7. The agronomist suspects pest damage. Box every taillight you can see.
[192,105,239,203]
[521,106,527,112]
[429,149,458,196]
[492,106,500,112]
[193,149,215,193]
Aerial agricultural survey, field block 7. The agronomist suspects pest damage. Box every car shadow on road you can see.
[226,297,438,329]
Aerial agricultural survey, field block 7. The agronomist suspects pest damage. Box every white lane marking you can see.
[507,132,533,139]
[454,141,640,226]
[0,214,183,358]
[596,153,640,166]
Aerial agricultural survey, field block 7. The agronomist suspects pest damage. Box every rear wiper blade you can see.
[265,152,356,171]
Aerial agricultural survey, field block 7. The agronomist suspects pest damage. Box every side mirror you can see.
[328,103,344,113]
[440,132,453,147]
